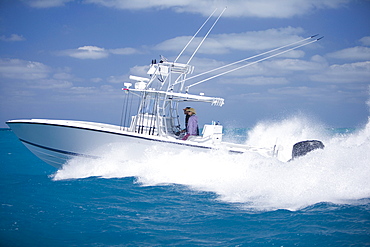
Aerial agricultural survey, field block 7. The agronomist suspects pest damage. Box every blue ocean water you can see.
[1,116,370,246]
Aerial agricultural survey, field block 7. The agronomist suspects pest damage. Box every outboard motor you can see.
[291,140,324,160]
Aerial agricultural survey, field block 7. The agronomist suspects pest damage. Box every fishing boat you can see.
[6,10,323,168]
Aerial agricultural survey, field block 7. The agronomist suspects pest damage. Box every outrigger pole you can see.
[186,7,227,65]
[170,8,227,91]
[185,35,323,92]
[184,34,319,82]
[174,8,218,63]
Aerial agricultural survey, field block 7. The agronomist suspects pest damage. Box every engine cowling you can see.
[291,140,324,160]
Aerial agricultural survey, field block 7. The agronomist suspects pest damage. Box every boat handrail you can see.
[126,88,224,106]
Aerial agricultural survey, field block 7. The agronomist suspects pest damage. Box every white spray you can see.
[52,115,370,211]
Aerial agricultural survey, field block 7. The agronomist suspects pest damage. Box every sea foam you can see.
[52,116,370,211]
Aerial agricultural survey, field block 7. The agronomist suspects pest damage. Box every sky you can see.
[0,0,369,129]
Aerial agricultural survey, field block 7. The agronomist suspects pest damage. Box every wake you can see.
[52,115,370,211]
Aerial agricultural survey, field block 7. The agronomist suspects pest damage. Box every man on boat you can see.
[183,107,191,132]
[182,108,199,140]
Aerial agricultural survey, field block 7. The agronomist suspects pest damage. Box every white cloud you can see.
[53,72,74,80]
[311,61,370,83]
[67,85,119,96]
[222,76,289,85]
[91,77,103,83]
[29,79,73,89]
[267,85,366,105]
[0,58,50,80]
[212,27,305,51]
[69,86,98,94]
[109,47,139,55]
[190,57,226,73]
[360,36,370,46]
[59,46,139,59]
[0,34,25,42]
[268,86,318,96]
[184,55,325,80]
[26,0,73,8]
[155,36,229,55]
[327,46,370,61]
[107,75,127,83]
[155,27,308,55]
[0,59,77,90]
[62,46,109,59]
[129,65,150,77]
[85,0,349,18]
[264,58,325,72]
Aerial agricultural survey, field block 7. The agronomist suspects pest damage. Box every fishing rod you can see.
[186,7,227,65]
[174,8,218,63]
[185,36,323,92]
[184,34,319,82]
[171,7,227,90]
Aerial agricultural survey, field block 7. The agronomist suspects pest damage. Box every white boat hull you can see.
[7,119,218,168]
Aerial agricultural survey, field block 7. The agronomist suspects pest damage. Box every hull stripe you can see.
[19,139,98,159]
[10,121,213,150]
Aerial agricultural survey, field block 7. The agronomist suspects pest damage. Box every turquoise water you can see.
[1,117,370,246]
